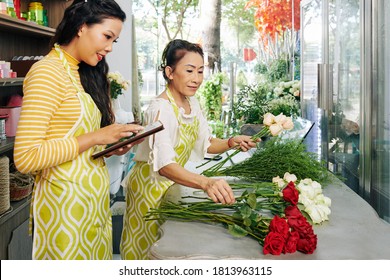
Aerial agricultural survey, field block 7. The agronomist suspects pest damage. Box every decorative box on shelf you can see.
[0,106,21,137]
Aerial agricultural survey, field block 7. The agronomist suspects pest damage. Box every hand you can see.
[97,123,144,145]
[230,135,260,152]
[203,178,236,204]
[77,123,144,154]
[104,137,145,157]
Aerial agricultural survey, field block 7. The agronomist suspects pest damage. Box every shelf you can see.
[0,13,55,38]
[0,137,15,154]
[0,78,24,87]
[0,195,31,226]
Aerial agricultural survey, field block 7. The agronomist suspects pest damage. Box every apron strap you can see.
[54,43,83,93]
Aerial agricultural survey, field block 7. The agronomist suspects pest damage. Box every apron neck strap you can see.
[54,43,83,93]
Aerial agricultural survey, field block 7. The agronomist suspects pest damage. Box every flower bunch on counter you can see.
[198,112,294,175]
[273,173,332,224]
[202,137,332,184]
[146,172,327,255]
[273,80,301,101]
[108,71,130,99]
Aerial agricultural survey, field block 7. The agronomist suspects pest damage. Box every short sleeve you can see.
[133,98,178,172]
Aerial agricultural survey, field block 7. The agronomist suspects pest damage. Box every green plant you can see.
[232,82,275,126]
[197,72,227,121]
[267,95,301,117]
[254,62,268,74]
[236,70,248,89]
[266,58,290,82]
[108,71,129,99]
[202,138,332,184]
[208,120,225,138]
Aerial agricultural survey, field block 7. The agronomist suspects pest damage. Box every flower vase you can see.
[112,98,134,124]
[112,98,121,112]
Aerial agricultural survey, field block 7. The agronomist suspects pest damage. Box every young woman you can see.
[13,0,142,260]
[120,39,259,260]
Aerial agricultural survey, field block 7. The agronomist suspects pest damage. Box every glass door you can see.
[328,0,361,192]
[301,0,361,193]
[370,0,390,222]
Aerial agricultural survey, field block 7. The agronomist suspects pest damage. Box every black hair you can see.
[159,39,204,83]
[50,0,126,127]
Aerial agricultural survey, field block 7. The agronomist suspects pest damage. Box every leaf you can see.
[243,217,252,227]
[247,193,257,209]
[239,204,252,218]
[228,224,248,238]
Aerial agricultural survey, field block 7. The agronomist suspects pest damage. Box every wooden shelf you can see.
[0,13,55,38]
[0,78,24,87]
[0,196,31,226]
[0,137,15,154]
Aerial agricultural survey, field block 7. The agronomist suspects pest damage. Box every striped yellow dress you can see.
[14,48,112,260]
[120,89,211,260]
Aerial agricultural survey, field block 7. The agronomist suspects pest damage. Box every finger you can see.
[218,187,234,204]
[216,192,226,204]
[208,192,219,203]
[225,186,236,204]
[127,124,144,132]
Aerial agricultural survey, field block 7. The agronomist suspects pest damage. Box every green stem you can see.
[199,127,271,175]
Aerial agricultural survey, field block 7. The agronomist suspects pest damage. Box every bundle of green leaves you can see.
[202,138,332,184]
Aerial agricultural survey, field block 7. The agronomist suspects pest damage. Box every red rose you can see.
[269,215,289,238]
[283,231,300,254]
[282,181,299,205]
[288,216,314,237]
[284,205,303,218]
[296,233,318,254]
[263,232,285,255]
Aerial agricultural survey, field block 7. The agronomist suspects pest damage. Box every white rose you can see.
[305,204,331,224]
[299,178,313,186]
[274,113,287,124]
[269,123,284,136]
[282,117,294,130]
[297,183,317,200]
[272,176,285,188]
[314,194,332,207]
[263,113,275,126]
[283,172,297,183]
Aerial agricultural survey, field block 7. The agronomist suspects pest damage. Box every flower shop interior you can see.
[1,0,390,261]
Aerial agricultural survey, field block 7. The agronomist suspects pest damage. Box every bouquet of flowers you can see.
[146,173,327,255]
[197,112,294,175]
[108,71,130,99]
[273,80,301,101]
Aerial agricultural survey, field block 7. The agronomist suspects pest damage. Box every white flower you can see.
[274,113,288,124]
[283,172,297,183]
[314,194,332,207]
[304,204,331,224]
[263,112,275,126]
[272,176,285,188]
[269,123,284,136]
[108,71,130,99]
[296,181,322,200]
[281,117,294,130]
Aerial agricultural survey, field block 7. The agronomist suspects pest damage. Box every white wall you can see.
[105,0,133,195]
[106,0,133,112]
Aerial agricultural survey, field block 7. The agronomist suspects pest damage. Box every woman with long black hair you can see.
[14,0,142,260]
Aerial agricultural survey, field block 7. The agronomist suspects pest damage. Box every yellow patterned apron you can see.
[30,45,112,260]
[120,89,199,260]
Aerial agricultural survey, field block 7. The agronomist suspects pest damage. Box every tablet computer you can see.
[91,120,164,159]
